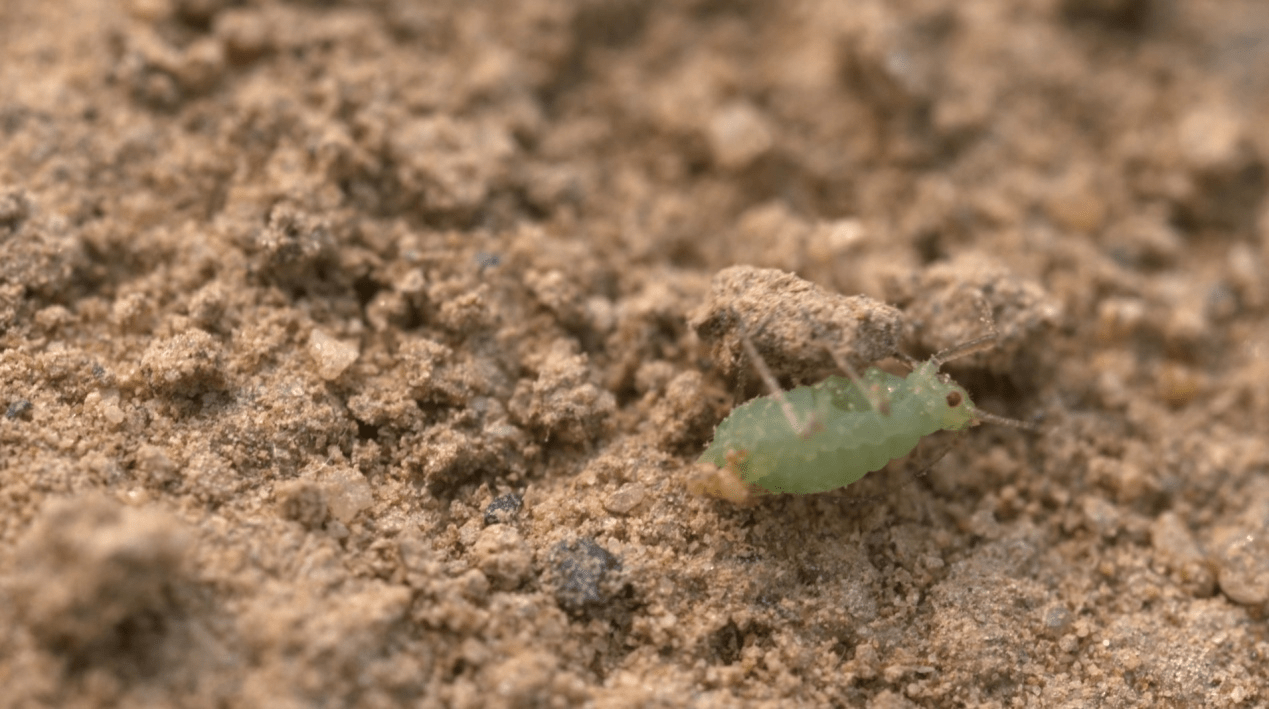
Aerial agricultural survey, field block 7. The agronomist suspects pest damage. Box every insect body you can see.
[699,359,975,494]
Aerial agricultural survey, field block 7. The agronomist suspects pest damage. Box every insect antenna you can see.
[734,314,814,438]
[970,407,1040,432]
[929,333,998,368]
[928,332,1040,432]
[925,307,1040,432]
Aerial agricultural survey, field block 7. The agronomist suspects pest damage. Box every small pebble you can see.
[603,483,646,516]
[6,399,33,420]
[320,466,373,524]
[1081,496,1121,538]
[308,328,359,381]
[1212,526,1269,606]
[102,403,125,426]
[1041,606,1073,637]
[549,538,621,614]
[484,493,523,526]
[707,101,773,170]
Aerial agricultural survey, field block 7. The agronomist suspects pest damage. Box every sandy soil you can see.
[2,1,1269,707]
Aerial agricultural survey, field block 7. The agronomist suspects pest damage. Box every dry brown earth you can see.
[2,1,1269,707]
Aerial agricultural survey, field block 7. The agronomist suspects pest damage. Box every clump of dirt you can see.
[3,0,1269,706]
[691,265,905,386]
[12,496,190,664]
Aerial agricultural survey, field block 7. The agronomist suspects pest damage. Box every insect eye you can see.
[946,391,963,408]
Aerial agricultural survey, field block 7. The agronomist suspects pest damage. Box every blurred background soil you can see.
[2,0,1269,706]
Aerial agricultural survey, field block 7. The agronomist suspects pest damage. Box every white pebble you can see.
[320,465,373,524]
[308,328,359,381]
[707,101,773,170]
[1212,526,1269,606]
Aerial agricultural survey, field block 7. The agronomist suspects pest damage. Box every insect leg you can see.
[799,309,891,416]
[834,430,961,506]
[893,350,920,371]
[826,347,890,416]
[908,432,961,480]
[734,314,812,437]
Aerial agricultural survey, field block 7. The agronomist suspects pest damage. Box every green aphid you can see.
[697,336,1026,499]
[698,361,970,494]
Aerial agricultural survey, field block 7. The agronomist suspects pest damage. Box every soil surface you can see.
[3,1,1269,707]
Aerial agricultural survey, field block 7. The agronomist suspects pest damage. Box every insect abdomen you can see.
[700,369,958,494]
[741,412,927,494]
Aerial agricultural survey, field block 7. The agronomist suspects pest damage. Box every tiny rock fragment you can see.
[6,399,33,421]
[1040,605,1073,637]
[319,465,374,523]
[547,537,622,615]
[308,328,359,381]
[603,483,646,516]
[484,493,523,526]
[707,101,774,170]
[100,400,125,426]
[1081,496,1121,538]
[1211,525,1269,606]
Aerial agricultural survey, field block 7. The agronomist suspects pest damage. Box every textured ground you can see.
[2,1,1269,707]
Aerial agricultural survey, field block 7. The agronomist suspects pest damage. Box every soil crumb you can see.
[3,0,1269,707]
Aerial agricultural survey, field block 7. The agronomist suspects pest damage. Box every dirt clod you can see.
[508,343,615,445]
[4,1,1269,706]
[139,329,227,397]
[12,496,189,660]
[691,265,905,385]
